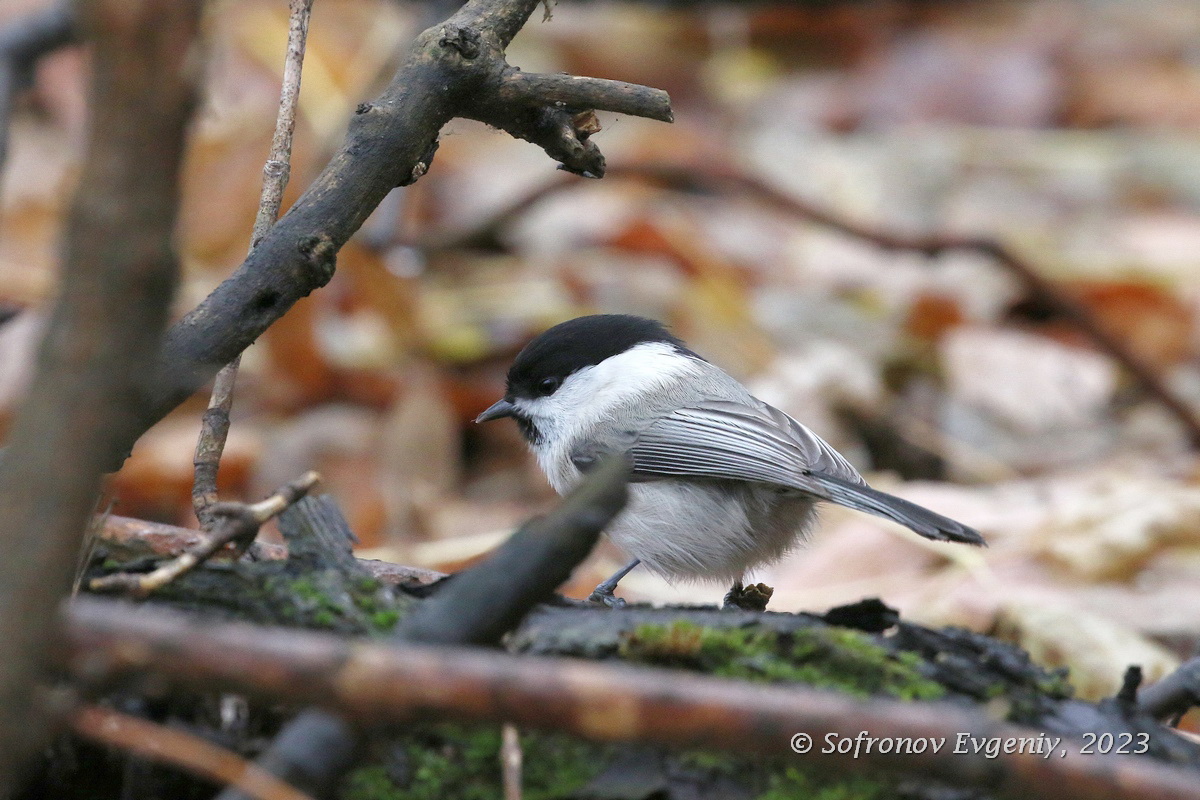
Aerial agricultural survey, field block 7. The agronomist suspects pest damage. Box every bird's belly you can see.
[605,481,818,584]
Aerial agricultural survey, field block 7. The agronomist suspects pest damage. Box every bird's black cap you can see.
[505,314,688,399]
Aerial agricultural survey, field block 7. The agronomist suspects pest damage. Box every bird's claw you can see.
[588,588,627,609]
[723,582,773,611]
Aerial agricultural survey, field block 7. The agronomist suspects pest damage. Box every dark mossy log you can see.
[55,597,1200,800]
[62,507,1200,800]
[61,459,1200,800]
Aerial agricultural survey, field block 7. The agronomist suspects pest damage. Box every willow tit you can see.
[477,315,983,607]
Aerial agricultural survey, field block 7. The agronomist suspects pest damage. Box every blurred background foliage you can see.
[3,0,1200,710]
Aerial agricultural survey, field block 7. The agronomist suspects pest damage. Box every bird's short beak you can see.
[475,398,517,423]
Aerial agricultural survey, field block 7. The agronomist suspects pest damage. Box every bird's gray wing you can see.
[571,399,984,546]
[623,399,864,486]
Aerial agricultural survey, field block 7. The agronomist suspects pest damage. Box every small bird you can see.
[477,314,983,608]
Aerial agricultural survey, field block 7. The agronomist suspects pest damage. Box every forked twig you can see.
[89,472,320,596]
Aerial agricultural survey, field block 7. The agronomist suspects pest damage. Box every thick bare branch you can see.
[79,0,672,468]
[0,1,77,180]
[456,0,541,50]
[63,598,1200,800]
[0,0,204,793]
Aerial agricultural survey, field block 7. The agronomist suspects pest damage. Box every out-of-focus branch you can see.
[69,704,316,800]
[92,0,672,469]
[63,597,1200,800]
[426,162,1200,448]
[0,1,77,181]
[192,0,314,530]
[211,456,630,800]
[1141,657,1200,723]
[0,0,204,794]
[89,472,320,596]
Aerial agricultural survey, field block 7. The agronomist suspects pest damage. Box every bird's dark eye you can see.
[536,376,561,396]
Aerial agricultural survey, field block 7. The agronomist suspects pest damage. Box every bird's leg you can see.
[723,576,773,611]
[722,579,744,609]
[589,559,640,608]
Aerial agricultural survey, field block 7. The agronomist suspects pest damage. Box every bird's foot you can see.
[723,582,773,611]
[588,587,627,609]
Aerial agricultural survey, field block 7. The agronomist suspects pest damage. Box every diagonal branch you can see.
[98,0,671,469]
[210,456,629,800]
[0,0,204,794]
[456,0,541,50]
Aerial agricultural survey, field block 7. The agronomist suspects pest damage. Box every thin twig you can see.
[0,1,76,182]
[193,0,314,529]
[501,723,523,800]
[89,472,320,597]
[69,704,316,800]
[425,161,1200,448]
[63,597,1200,800]
[95,512,447,588]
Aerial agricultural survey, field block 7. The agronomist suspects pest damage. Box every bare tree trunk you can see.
[0,0,204,793]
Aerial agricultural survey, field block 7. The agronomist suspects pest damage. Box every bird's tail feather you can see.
[808,472,986,546]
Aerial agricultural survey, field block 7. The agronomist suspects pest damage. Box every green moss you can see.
[618,622,944,701]
[676,749,741,775]
[1037,667,1073,699]
[341,766,403,800]
[756,767,890,800]
[270,574,347,630]
[349,580,403,633]
[369,610,401,630]
[259,572,408,634]
[340,724,606,800]
[355,576,382,593]
[340,727,894,800]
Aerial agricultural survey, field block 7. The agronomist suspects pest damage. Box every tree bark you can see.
[0,0,203,793]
